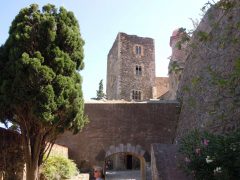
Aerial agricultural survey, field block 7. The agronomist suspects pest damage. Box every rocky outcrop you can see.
[176,0,240,139]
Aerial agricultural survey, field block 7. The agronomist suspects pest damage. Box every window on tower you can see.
[135,65,142,76]
[131,90,142,101]
[135,46,141,55]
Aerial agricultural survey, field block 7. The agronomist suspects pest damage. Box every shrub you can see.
[179,129,240,180]
[41,155,78,180]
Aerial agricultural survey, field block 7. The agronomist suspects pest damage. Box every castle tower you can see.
[167,28,188,100]
[170,28,187,61]
[106,33,155,101]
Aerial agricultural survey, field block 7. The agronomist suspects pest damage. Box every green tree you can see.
[0,4,88,180]
[96,79,105,100]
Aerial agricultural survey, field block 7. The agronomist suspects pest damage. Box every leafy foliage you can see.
[197,31,211,42]
[41,155,78,180]
[174,28,190,50]
[216,0,235,10]
[179,130,240,180]
[0,4,87,131]
[0,4,87,179]
[96,79,105,100]
[168,61,183,74]
[207,58,240,117]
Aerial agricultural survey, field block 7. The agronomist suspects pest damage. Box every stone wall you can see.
[106,34,121,100]
[56,101,179,171]
[176,0,240,139]
[49,143,69,158]
[107,33,156,101]
[0,128,24,180]
[153,77,169,99]
[162,29,188,100]
[151,144,192,180]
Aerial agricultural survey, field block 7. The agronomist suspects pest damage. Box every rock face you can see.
[176,0,240,139]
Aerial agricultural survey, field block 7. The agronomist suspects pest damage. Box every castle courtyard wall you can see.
[56,101,179,170]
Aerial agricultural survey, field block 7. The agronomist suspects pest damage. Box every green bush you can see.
[179,129,240,180]
[41,155,78,180]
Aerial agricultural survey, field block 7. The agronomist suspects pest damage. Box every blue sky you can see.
[0,0,217,100]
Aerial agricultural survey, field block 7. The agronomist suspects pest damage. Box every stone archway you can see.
[105,143,149,180]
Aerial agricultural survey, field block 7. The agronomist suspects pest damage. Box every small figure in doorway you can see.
[105,159,113,170]
[93,166,104,180]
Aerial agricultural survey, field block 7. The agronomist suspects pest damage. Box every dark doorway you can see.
[126,155,132,169]
[105,153,141,180]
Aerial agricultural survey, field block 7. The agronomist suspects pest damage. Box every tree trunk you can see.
[26,163,39,180]
[17,109,48,180]
[22,131,43,180]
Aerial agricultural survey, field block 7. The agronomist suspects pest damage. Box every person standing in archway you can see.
[93,166,104,180]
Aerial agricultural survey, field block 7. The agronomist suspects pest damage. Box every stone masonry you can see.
[153,77,169,99]
[56,101,179,172]
[151,144,192,180]
[176,0,240,138]
[107,33,168,101]
[160,28,187,100]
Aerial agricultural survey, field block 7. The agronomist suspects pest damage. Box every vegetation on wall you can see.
[177,0,240,128]
[203,59,240,129]
[177,1,240,178]
[168,61,184,74]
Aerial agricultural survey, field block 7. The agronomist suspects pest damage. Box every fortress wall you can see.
[56,101,179,170]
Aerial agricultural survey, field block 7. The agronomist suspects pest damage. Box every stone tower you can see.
[106,32,155,101]
[167,28,187,100]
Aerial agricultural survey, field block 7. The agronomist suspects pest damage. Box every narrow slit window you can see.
[136,65,142,76]
[138,46,141,54]
[139,66,142,75]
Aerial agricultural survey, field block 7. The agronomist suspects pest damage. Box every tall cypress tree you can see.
[0,4,87,179]
[96,79,105,100]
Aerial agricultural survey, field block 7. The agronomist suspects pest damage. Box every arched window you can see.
[135,45,141,55]
[134,45,143,56]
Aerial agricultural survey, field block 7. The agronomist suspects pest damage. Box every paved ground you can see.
[105,170,141,180]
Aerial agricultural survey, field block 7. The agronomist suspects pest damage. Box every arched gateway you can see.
[56,102,179,179]
[105,143,150,180]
